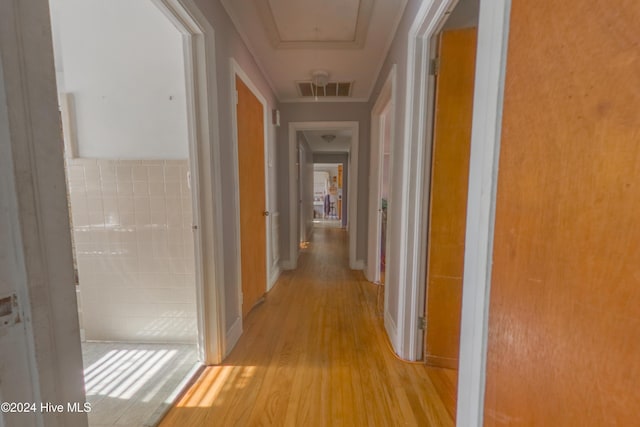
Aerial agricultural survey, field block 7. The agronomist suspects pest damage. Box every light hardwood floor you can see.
[159,227,455,426]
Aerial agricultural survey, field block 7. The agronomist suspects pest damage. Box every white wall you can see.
[49,0,189,159]
[67,159,197,343]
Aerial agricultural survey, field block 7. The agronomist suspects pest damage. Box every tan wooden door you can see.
[236,76,267,318]
[424,28,477,369]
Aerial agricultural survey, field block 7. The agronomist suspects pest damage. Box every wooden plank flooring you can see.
[159,227,455,426]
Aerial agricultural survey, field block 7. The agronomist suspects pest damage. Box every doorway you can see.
[288,122,359,269]
[367,66,396,285]
[299,131,350,241]
[233,71,269,318]
[48,0,221,424]
[421,0,479,420]
[313,163,345,229]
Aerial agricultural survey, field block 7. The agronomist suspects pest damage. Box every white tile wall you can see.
[66,159,197,343]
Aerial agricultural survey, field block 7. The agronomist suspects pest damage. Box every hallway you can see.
[159,227,455,426]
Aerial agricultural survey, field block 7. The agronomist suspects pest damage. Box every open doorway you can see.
[366,66,396,287]
[312,163,345,229]
[421,0,479,421]
[48,0,211,425]
[290,126,354,257]
[288,122,359,269]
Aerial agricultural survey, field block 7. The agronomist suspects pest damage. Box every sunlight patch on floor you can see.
[82,342,198,426]
[177,365,257,408]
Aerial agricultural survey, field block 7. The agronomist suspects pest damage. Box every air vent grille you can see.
[296,81,353,98]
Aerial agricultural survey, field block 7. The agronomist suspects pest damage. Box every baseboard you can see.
[384,311,400,355]
[425,355,459,370]
[350,259,365,270]
[280,259,295,270]
[363,264,376,283]
[224,316,242,357]
[268,264,281,290]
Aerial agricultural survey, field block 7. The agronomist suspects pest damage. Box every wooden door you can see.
[424,28,477,369]
[484,1,640,424]
[236,76,267,318]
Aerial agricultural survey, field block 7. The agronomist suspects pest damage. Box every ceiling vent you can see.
[296,81,353,98]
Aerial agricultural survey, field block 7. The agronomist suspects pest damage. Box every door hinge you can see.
[418,316,426,330]
[429,57,440,76]
[235,89,239,105]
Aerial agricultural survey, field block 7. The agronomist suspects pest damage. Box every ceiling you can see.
[221,0,408,102]
[303,129,351,152]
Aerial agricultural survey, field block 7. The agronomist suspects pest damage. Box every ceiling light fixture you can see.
[311,70,329,101]
[321,134,336,143]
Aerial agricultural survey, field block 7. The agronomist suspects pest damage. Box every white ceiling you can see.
[221,0,408,102]
[303,129,351,152]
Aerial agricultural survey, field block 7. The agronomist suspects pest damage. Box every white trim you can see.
[59,92,78,159]
[351,260,365,270]
[280,260,296,270]
[287,121,360,270]
[269,265,281,290]
[253,0,375,50]
[0,1,87,423]
[224,316,243,357]
[366,65,397,284]
[219,0,279,98]
[279,97,370,104]
[153,0,226,365]
[385,309,400,352]
[395,0,458,363]
[457,1,511,425]
[229,58,273,331]
[220,0,407,104]
[397,0,511,424]
[268,211,281,290]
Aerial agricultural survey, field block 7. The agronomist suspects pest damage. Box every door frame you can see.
[229,58,272,332]
[1,2,89,423]
[298,138,306,244]
[287,121,360,270]
[366,65,396,284]
[399,0,512,425]
[153,0,226,365]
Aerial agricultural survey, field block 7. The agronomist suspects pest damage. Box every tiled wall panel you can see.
[66,159,197,343]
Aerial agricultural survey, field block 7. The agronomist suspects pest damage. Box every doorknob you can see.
[263,211,270,216]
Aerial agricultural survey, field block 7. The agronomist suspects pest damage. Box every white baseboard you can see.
[280,259,295,270]
[225,316,242,357]
[363,263,376,282]
[268,265,281,290]
[350,259,365,270]
[384,310,399,355]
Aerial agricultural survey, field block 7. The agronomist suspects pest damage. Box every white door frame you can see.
[366,65,396,284]
[1,1,89,425]
[398,0,512,425]
[457,1,511,424]
[229,58,273,337]
[287,122,360,270]
[298,139,306,243]
[152,0,227,365]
